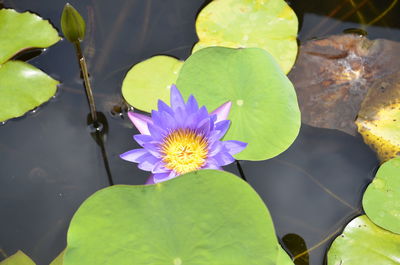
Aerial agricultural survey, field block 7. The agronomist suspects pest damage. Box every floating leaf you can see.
[0,9,60,122]
[122,56,183,112]
[194,0,298,73]
[176,47,300,161]
[356,72,400,162]
[0,9,60,64]
[64,170,281,264]
[0,61,59,122]
[363,157,400,234]
[61,3,86,43]
[327,215,400,265]
[0,251,35,265]
[288,35,400,138]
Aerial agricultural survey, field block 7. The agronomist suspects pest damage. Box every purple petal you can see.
[120,149,148,162]
[209,120,231,142]
[151,160,169,173]
[153,171,176,183]
[213,152,235,166]
[158,110,177,131]
[143,142,162,158]
[137,155,160,171]
[174,107,187,127]
[211,101,232,123]
[202,157,223,170]
[128,112,152,135]
[170,84,185,111]
[185,95,199,114]
[134,134,154,147]
[145,175,156,185]
[158,99,174,115]
[197,106,209,120]
[222,140,247,155]
[196,118,211,136]
[182,112,197,129]
[208,141,223,157]
[148,124,165,141]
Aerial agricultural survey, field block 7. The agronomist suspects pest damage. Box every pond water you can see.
[0,0,398,264]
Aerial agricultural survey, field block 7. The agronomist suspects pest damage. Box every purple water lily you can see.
[120,84,247,184]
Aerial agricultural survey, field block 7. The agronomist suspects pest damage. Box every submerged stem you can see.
[236,160,247,182]
[74,42,98,125]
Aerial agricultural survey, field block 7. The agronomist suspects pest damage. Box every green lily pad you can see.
[0,61,59,122]
[64,170,281,265]
[327,215,400,265]
[122,55,183,112]
[0,9,60,64]
[0,251,35,265]
[0,9,60,123]
[194,0,298,74]
[176,47,300,161]
[363,157,400,234]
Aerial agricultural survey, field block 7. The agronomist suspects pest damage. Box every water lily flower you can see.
[120,84,247,184]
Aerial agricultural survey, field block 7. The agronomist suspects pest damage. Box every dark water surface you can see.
[1,0,398,264]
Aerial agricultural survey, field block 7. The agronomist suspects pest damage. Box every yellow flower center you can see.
[161,129,208,175]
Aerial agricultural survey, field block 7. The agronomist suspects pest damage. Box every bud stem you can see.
[74,42,98,125]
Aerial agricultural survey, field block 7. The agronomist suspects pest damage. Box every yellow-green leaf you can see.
[327,215,400,265]
[0,61,59,122]
[0,9,60,64]
[122,56,183,112]
[64,170,281,264]
[363,157,400,234]
[194,0,298,73]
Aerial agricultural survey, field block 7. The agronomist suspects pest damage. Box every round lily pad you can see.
[0,9,60,64]
[363,157,400,234]
[122,55,183,112]
[0,61,59,122]
[194,0,298,74]
[64,170,281,265]
[327,215,400,265]
[176,47,300,161]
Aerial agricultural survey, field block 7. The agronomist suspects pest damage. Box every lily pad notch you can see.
[0,9,60,122]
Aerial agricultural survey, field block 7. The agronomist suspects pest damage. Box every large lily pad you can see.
[356,72,400,162]
[363,157,400,234]
[0,251,35,265]
[194,0,298,74]
[0,61,59,122]
[0,9,60,64]
[176,47,300,161]
[288,35,400,138]
[122,55,183,112]
[0,9,60,123]
[64,170,281,265]
[327,215,400,265]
